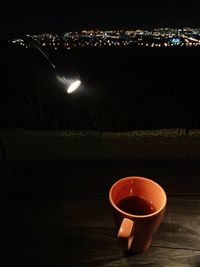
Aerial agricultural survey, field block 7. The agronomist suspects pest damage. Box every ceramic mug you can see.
[109,176,167,254]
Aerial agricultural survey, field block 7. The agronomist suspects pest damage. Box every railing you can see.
[1,128,200,160]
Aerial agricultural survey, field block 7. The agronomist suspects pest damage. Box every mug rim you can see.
[109,176,167,218]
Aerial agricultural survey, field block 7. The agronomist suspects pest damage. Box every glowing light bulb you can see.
[67,80,81,94]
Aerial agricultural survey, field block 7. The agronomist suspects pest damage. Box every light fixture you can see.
[24,35,81,94]
[56,76,81,94]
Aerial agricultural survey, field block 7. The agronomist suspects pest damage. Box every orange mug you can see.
[109,176,167,254]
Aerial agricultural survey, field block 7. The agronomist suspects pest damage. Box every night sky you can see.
[1,0,200,35]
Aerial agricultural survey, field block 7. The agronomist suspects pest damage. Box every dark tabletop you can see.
[0,160,200,267]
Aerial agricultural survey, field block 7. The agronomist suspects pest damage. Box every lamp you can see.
[24,35,81,94]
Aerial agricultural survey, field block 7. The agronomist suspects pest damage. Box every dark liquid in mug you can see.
[117,196,156,215]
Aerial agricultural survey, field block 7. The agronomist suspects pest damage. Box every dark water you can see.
[1,40,200,131]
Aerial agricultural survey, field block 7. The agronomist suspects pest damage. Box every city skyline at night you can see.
[9,27,200,49]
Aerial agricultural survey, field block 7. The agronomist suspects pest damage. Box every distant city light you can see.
[9,27,200,50]
[170,38,181,45]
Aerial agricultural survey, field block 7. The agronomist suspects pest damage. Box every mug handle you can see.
[117,218,134,250]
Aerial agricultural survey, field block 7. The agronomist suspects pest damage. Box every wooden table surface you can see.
[0,160,200,267]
